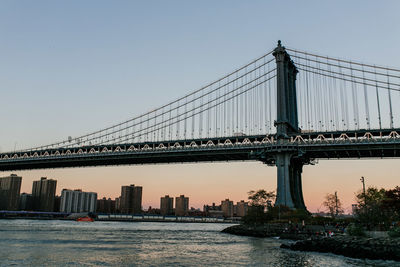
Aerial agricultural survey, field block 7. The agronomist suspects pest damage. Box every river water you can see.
[0,219,398,267]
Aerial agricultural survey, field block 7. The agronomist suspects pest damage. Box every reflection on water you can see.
[0,220,398,266]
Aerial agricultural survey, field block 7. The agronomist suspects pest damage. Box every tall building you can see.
[160,195,174,215]
[97,197,116,214]
[0,174,22,210]
[203,203,223,217]
[120,184,142,214]
[221,199,234,218]
[115,197,121,213]
[53,196,61,212]
[235,200,249,217]
[32,177,57,211]
[19,193,33,210]
[203,203,221,212]
[175,195,189,216]
[60,189,97,213]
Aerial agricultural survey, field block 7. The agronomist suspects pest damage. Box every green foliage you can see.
[242,189,276,225]
[388,227,400,238]
[346,223,366,237]
[382,187,400,221]
[354,186,400,229]
[242,205,272,225]
[356,187,386,207]
[247,190,275,207]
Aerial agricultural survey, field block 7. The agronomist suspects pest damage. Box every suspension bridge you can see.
[1,41,399,209]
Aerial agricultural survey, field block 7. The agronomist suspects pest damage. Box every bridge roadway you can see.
[0,128,399,171]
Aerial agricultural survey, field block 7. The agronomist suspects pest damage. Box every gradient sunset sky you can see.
[1,1,399,212]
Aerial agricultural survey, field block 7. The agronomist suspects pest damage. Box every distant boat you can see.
[76,216,94,222]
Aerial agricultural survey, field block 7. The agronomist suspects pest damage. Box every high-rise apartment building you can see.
[19,193,33,210]
[120,184,142,214]
[203,203,221,212]
[115,197,121,213]
[53,196,61,212]
[97,197,116,213]
[235,200,249,217]
[221,199,234,218]
[160,195,174,215]
[32,177,57,211]
[175,195,189,216]
[60,189,97,213]
[0,174,22,210]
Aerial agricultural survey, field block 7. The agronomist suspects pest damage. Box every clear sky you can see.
[1,1,400,212]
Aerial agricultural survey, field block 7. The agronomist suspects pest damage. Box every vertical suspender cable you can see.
[316,60,322,130]
[245,67,248,133]
[305,55,311,130]
[224,77,227,136]
[200,93,203,138]
[268,65,276,133]
[184,97,187,140]
[192,97,195,139]
[350,62,359,130]
[327,60,335,130]
[263,60,267,133]
[340,61,349,130]
[314,60,319,130]
[332,68,339,130]
[207,90,211,138]
[176,101,180,139]
[362,65,370,129]
[322,60,329,130]
[374,67,382,129]
[387,70,394,129]
[236,72,239,133]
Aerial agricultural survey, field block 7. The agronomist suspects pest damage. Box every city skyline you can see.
[1,1,400,213]
[11,158,399,213]
[3,173,254,213]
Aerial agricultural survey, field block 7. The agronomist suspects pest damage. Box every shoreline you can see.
[281,235,400,261]
[0,217,237,224]
[221,223,322,240]
[222,224,400,261]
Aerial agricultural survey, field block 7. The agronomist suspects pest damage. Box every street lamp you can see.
[360,176,366,205]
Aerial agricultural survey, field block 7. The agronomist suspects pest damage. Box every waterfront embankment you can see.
[222,224,400,261]
[281,235,400,261]
[222,223,331,240]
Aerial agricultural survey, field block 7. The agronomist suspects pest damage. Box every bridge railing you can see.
[1,129,399,162]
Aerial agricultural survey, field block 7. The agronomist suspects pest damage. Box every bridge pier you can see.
[273,41,306,210]
[275,153,306,209]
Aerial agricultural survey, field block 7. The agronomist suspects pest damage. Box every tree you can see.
[242,189,275,225]
[323,192,344,218]
[382,186,400,220]
[356,186,386,208]
[247,189,276,207]
[355,187,387,228]
[355,186,400,228]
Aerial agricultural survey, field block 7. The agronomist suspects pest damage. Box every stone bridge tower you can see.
[273,41,306,209]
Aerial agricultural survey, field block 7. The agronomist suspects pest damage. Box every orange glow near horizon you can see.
[8,159,400,213]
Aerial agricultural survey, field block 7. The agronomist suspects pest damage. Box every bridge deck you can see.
[0,129,399,171]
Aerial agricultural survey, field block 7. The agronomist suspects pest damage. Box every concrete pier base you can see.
[275,153,306,209]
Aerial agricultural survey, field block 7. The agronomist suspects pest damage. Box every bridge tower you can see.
[272,41,306,209]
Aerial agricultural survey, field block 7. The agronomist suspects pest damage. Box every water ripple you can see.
[0,219,398,267]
